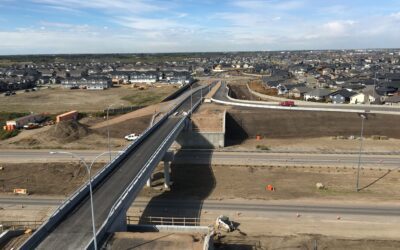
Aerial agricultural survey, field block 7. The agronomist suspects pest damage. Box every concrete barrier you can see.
[87,87,210,249]
[20,84,214,250]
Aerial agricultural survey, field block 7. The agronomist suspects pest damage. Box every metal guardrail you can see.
[127,216,202,227]
[19,105,171,250]
[87,85,211,249]
[20,83,214,250]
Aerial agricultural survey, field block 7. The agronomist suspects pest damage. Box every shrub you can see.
[0,129,20,140]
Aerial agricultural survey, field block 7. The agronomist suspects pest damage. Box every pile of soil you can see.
[47,120,91,143]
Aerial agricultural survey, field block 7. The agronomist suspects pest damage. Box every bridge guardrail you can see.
[90,116,187,249]
[20,83,213,250]
[19,113,170,249]
[88,88,207,249]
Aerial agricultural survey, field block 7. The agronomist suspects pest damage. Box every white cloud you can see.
[322,20,356,36]
[32,0,165,14]
[116,17,178,30]
[233,0,305,10]
[390,12,400,20]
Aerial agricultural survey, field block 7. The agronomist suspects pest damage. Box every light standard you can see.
[49,150,123,250]
[106,104,114,162]
[106,104,124,162]
[356,113,368,192]
[189,84,193,113]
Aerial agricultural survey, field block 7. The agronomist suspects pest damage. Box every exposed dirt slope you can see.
[226,107,400,141]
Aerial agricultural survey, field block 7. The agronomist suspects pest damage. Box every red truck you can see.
[279,101,295,107]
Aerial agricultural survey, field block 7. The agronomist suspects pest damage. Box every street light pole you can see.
[189,84,193,113]
[356,113,367,192]
[106,104,114,162]
[49,151,123,250]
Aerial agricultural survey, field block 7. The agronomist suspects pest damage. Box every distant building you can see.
[329,89,357,104]
[56,111,78,123]
[61,76,112,90]
[129,71,158,84]
[304,89,332,101]
[6,114,45,129]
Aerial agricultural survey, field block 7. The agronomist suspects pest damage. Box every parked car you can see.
[23,123,40,130]
[124,133,139,141]
[279,101,295,107]
[4,91,11,96]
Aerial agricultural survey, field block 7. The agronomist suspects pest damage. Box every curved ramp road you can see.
[213,82,400,115]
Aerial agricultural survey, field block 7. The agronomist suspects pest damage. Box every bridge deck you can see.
[37,88,206,249]
[37,117,182,249]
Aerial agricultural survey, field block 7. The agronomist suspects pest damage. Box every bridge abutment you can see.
[176,110,226,149]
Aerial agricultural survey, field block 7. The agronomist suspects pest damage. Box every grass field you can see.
[0,85,177,114]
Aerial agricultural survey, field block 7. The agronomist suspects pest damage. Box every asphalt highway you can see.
[35,87,208,249]
[213,82,400,114]
[1,197,399,218]
[2,150,399,168]
[174,150,400,168]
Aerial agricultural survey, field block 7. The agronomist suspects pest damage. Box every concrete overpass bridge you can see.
[19,83,215,250]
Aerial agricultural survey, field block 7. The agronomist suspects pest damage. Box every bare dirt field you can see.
[226,107,400,142]
[0,114,154,149]
[139,163,400,202]
[0,85,176,113]
[232,137,400,153]
[108,232,204,250]
[216,234,400,250]
[0,162,103,196]
[2,162,399,201]
[0,122,127,150]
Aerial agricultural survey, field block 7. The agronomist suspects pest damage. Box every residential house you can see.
[129,71,158,84]
[61,76,112,90]
[111,71,131,84]
[304,89,332,101]
[350,88,383,104]
[279,83,306,96]
[288,86,312,98]
[329,89,357,104]
[385,96,400,106]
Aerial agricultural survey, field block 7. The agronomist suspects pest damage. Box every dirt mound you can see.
[47,120,91,143]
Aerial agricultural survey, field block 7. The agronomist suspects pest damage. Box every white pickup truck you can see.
[124,133,139,141]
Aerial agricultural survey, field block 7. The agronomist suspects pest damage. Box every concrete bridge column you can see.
[146,174,152,188]
[164,161,171,189]
[162,151,175,189]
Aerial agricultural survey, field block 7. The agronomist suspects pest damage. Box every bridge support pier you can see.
[163,151,174,189]
[146,175,152,188]
[164,161,171,189]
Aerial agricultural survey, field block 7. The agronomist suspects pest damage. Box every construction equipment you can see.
[215,215,235,232]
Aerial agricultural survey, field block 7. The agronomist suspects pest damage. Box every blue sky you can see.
[0,0,400,54]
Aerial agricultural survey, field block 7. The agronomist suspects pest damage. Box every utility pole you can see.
[356,113,367,192]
